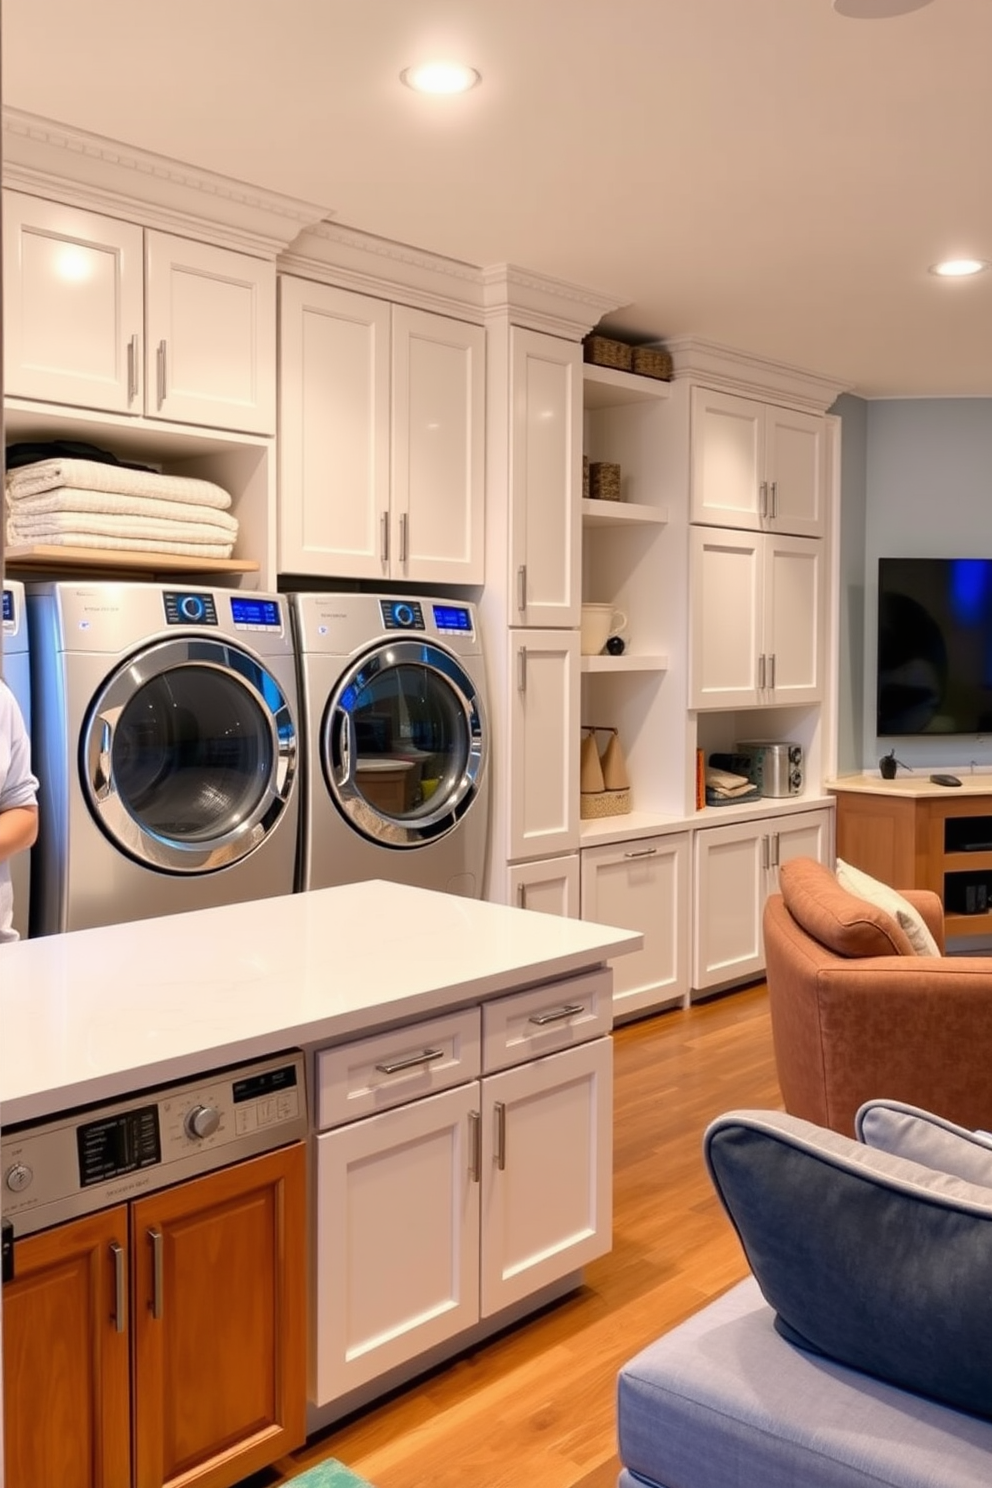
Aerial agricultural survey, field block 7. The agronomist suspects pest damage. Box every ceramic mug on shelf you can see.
[581,603,628,656]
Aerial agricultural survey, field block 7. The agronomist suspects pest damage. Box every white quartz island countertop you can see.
[0,881,642,1127]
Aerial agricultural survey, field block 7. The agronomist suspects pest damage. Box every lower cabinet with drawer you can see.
[309,969,613,1411]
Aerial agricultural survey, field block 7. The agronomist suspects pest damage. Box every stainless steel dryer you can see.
[27,582,300,935]
[3,578,33,939]
[291,593,489,898]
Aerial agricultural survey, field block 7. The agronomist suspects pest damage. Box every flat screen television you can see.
[877,557,992,736]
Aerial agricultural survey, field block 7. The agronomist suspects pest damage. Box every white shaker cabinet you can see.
[689,526,824,710]
[509,328,582,628]
[692,807,832,995]
[278,276,484,582]
[581,833,690,1021]
[3,190,276,434]
[508,854,581,917]
[507,629,580,862]
[690,386,825,538]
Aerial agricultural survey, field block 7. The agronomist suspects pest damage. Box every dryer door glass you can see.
[323,640,486,847]
[82,638,297,873]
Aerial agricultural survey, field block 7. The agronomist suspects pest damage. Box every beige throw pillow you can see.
[835,857,941,957]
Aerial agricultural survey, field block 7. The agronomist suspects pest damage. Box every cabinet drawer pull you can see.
[517,564,527,613]
[149,1229,164,1319]
[494,1101,507,1172]
[528,1002,585,1026]
[468,1110,481,1183]
[768,652,776,690]
[399,512,409,563]
[758,653,767,690]
[516,883,526,907]
[156,339,167,409]
[127,334,139,404]
[110,1243,126,1334]
[770,480,778,518]
[517,645,527,693]
[762,834,770,871]
[772,831,781,868]
[759,480,769,518]
[374,1047,444,1075]
[623,847,658,860]
[380,512,389,564]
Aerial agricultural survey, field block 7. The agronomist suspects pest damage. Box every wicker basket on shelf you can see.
[631,346,673,381]
[589,462,621,502]
[582,454,590,500]
[583,335,633,372]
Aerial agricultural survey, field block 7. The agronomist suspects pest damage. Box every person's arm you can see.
[0,803,38,863]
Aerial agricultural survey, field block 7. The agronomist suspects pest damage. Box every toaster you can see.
[734,740,804,797]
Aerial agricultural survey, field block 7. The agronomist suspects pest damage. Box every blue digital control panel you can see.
[164,591,219,626]
[230,596,282,629]
[433,603,473,635]
[380,600,425,631]
[2,589,13,625]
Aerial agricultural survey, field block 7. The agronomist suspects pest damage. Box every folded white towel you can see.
[4,531,235,558]
[6,458,233,510]
[6,486,239,533]
[6,510,238,549]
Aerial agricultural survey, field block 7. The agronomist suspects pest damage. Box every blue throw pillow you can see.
[704,1109,992,1420]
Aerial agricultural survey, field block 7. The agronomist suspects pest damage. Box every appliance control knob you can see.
[5,1163,33,1194]
[394,603,414,627]
[185,1104,221,1140]
[179,594,206,622]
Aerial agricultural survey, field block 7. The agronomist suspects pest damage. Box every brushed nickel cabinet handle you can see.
[623,847,658,860]
[399,512,409,563]
[468,1111,481,1183]
[758,654,766,690]
[528,1003,585,1026]
[517,645,527,693]
[127,334,139,404]
[517,883,526,907]
[494,1101,507,1172]
[768,653,776,690]
[772,831,781,868]
[156,340,167,409]
[110,1243,126,1334]
[759,480,768,518]
[762,834,770,871]
[374,1048,444,1075]
[770,480,778,518]
[380,512,389,564]
[149,1229,164,1319]
[517,564,527,613]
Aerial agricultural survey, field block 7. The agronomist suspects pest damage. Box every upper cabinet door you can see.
[509,328,582,628]
[508,628,580,861]
[764,405,825,537]
[3,189,143,414]
[391,306,485,585]
[690,386,764,530]
[145,232,276,434]
[277,277,391,578]
[689,525,762,709]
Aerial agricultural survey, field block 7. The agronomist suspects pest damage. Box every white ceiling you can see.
[4,0,991,399]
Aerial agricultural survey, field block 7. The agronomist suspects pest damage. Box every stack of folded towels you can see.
[5,457,239,559]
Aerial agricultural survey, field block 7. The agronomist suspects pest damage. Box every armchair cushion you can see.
[856,1099,992,1184]
[836,857,941,957]
[778,856,916,958]
[704,1108,992,1421]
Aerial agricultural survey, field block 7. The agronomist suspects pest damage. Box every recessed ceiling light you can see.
[400,61,481,95]
[929,258,991,278]
[833,0,934,16]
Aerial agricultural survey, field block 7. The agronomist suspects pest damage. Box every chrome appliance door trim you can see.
[81,636,297,873]
[322,639,486,848]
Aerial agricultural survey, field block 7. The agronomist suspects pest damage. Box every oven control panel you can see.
[2,1051,307,1237]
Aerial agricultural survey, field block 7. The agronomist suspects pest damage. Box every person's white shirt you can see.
[0,678,40,943]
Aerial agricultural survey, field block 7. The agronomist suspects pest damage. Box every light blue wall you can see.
[856,398,992,771]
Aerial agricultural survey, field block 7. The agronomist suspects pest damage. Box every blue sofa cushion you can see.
[704,1109,992,1420]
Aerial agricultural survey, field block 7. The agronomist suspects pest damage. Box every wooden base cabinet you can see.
[2,1144,306,1488]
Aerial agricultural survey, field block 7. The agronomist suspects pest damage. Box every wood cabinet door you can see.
[580,833,690,1021]
[507,628,580,861]
[144,232,276,434]
[689,386,763,530]
[763,533,823,704]
[391,306,485,584]
[3,189,143,413]
[689,526,762,709]
[692,819,766,992]
[508,854,581,916]
[2,1206,131,1488]
[509,327,582,627]
[479,1037,612,1317]
[131,1143,306,1488]
[764,405,825,537]
[312,1083,481,1406]
[277,276,391,577]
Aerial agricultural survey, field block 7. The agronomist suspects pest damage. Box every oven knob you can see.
[5,1163,33,1193]
[185,1104,221,1140]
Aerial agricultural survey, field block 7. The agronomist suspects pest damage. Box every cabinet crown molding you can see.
[667,336,850,413]
[481,266,625,340]
[2,108,332,256]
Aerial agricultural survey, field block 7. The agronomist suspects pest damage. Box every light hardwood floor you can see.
[256,982,781,1488]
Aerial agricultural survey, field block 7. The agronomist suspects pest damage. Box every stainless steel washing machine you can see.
[27,582,300,936]
[3,578,33,939]
[291,592,489,898]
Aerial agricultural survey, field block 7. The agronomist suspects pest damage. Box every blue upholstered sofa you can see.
[616,1104,992,1488]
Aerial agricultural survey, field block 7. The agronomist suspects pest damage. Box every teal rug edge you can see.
[282,1460,375,1488]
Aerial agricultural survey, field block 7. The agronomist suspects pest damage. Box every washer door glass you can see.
[323,640,486,848]
[82,637,297,873]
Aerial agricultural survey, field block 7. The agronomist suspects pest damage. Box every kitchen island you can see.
[1,882,642,1488]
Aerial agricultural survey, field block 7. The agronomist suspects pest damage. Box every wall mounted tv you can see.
[878,557,992,736]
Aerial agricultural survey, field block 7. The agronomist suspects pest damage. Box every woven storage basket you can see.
[589,462,621,501]
[583,335,633,372]
[580,788,632,819]
[582,454,590,500]
[631,346,673,381]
